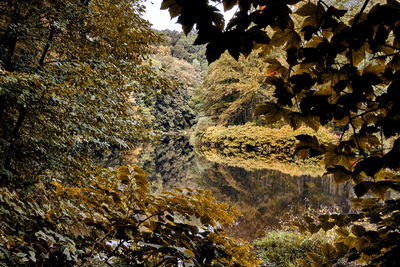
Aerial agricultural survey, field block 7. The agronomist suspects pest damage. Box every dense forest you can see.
[1,0,400,266]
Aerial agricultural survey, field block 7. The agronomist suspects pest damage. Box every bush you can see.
[255,230,322,267]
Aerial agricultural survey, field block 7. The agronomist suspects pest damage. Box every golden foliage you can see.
[198,124,337,176]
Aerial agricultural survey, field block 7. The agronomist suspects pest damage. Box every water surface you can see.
[126,135,352,241]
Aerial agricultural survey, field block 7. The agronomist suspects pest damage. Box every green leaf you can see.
[168,4,182,19]
[321,221,335,231]
[161,0,175,10]
[327,165,352,184]
[16,252,27,258]
[354,182,374,198]
[206,41,226,63]
[335,227,349,237]
[254,102,288,124]
[296,3,318,17]
[28,251,36,262]
[355,237,369,252]
[351,225,366,237]
[285,112,303,131]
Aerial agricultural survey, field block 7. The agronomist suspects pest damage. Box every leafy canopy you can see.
[162,0,400,265]
[0,0,171,183]
[0,164,261,265]
[0,0,260,265]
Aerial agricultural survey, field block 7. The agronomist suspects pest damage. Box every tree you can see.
[162,0,400,265]
[0,0,260,265]
[0,0,173,184]
[195,51,271,125]
[0,164,261,265]
[160,29,181,47]
[159,30,209,72]
[138,45,199,132]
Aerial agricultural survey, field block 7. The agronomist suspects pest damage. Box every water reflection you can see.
[132,135,352,241]
[194,161,352,240]
[134,135,196,191]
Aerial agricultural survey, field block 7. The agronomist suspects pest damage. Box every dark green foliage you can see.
[137,84,196,132]
[0,0,169,184]
[194,52,270,125]
[0,165,261,266]
[153,88,196,132]
[160,30,208,72]
[136,31,206,133]
[138,55,198,132]
[0,1,261,265]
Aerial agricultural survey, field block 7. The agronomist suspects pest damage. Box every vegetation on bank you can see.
[255,230,323,267]
[199,148,325,176]
[0,0,259,265]
[195,124,337,176]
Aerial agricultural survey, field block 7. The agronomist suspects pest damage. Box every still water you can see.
[120,134,352,241]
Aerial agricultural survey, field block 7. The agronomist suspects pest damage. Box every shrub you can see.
[255,230,322,267]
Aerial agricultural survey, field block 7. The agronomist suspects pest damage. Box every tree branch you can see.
[80,229,114,266]
[39,24,55,66]
[352,0,370,27]
[3,105,27,178]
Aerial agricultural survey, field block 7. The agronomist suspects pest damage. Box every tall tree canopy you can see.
[162,0,400,265]
[0,0,260,265]
[195,51,269,125]
[0,0,173,183]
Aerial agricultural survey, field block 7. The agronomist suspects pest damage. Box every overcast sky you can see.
[143,0,237,32]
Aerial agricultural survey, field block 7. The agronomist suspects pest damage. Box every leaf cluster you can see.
[0,165,261,266]
[254,230,323,267]
[0,0,171,183]
[293,198,400,266]
[163,0,400,264]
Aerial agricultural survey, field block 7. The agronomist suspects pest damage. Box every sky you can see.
[143,0,237,32]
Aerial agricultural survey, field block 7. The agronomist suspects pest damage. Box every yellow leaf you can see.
[321,243,336,260]
[185,249,195,258]
[305,252,321,264]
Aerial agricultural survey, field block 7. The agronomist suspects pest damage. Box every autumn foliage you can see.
[0,0,260,265]
[162,0,400,265]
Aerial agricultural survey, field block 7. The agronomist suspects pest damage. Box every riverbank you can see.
[194,124,338,176]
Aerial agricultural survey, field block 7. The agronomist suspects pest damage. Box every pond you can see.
[117,134,353,241]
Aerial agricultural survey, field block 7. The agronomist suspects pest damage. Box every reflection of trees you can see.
[138,135,195,191]
[194,158,352,241]
[130,136,352,241]
[198,147,325,177]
